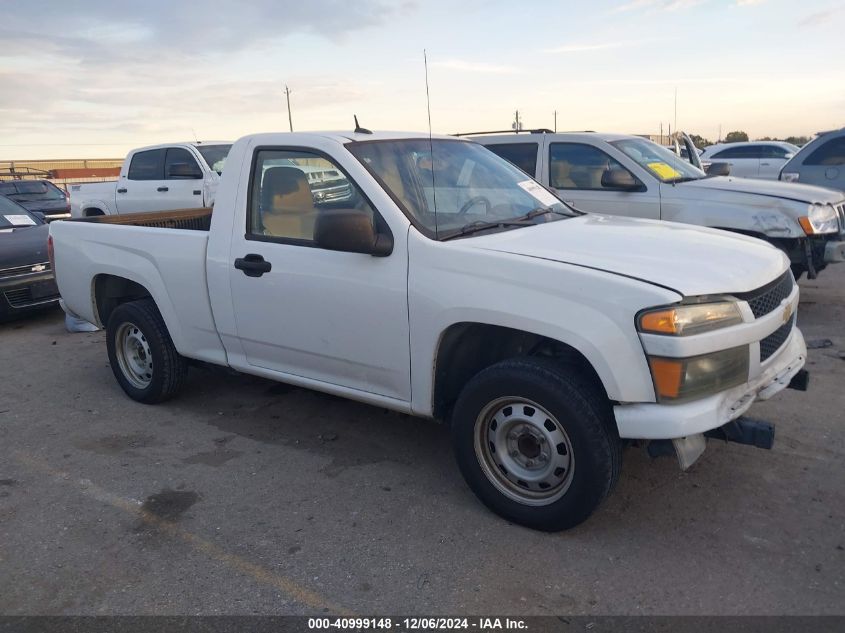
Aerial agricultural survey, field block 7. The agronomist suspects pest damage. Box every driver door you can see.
[227,146,411,402]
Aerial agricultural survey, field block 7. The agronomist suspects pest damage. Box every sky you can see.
[1,0,843,159]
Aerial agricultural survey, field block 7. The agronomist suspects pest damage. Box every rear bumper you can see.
[0,271,60,318]
[614,327,806,440]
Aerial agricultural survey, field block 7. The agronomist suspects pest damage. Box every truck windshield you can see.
[196,144,232,175]
[348,138,574,239]
[610,138,706,183]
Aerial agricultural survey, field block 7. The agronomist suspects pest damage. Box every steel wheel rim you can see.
[115,322,153,389]
[474,396,575,506]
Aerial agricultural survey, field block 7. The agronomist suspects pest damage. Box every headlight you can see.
[799,204,839,235]
[648,346,749,404]
[638,301,743,336]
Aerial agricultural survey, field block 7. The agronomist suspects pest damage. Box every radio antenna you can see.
[424,49,438,237]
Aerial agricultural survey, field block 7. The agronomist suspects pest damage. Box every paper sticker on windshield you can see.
[517,180,560,207]
[4,214,36,226]
[647,162,682,180]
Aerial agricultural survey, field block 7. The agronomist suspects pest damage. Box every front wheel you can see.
[106,299,188,404]
[451,357,620,531]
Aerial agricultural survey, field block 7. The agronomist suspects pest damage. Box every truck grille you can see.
[0,262,51,279]
[3,283,60,308]
[736,271,794,319]
[760,315,795,362]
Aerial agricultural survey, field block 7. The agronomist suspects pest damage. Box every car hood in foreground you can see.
[468,214,787,297]
[680,176,844,205]
[0,223,51,270]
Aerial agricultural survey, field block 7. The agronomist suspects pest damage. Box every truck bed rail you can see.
[71,208,212,231]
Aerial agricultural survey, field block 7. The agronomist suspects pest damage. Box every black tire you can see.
[451,357,621,531]
[106,299,187,404]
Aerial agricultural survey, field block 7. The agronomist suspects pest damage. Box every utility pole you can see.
[554,110,557,133]
[512,109,522,132]
[718,124,722,142]
[284,84,293,132]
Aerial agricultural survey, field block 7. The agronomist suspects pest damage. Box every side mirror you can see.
[314,210,393,257]
[705,162,731,177]
[167,162,203,179]
[601,168,641,191]
[784,153,795,160]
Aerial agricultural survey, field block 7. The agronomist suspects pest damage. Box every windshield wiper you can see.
[441,219,535,241]
[441,206,580,241]
[665,176,699,184]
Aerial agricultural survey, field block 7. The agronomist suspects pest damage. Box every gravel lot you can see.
[1,272,843,616]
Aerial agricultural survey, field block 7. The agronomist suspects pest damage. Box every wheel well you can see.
[84,208,105,217]
[94,274,152,326]
[711,227,768,241]
[432,323,607,422]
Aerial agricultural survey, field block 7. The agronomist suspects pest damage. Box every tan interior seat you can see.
[551,161,577,188]
[260,166,317,239]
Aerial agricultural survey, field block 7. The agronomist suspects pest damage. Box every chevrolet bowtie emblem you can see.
[31,264,47,273]
[783,302,793,324]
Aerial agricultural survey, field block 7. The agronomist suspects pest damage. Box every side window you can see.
[127,149,165,180]
[165,148,202,179]
[485,143,538,176]
[804,137,845,166]
[549,143,631,190]
[249,149,375,243]
[712,146,751,159]
[760,145,789,159]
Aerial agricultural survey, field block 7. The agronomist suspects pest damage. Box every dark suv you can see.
[0,180,71,221]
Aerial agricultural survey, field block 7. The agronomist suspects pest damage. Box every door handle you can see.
[760,162,771,166]
[117,188,127,194]
[157,186,169,192]
[234,253,272,277]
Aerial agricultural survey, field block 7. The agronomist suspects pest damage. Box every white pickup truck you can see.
[69,142,231,218]
[475,131,845,279]
[51,131,809,531]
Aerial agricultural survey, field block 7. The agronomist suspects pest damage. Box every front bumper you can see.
[614,326,806,440]
[824,239,845,263]
[0,270,61,319]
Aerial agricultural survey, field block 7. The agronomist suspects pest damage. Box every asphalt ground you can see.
[0,271,843,616]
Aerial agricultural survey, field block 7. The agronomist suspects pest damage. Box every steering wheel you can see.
[458,196,492,216]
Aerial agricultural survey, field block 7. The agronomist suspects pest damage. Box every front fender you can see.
[661,192,806,239]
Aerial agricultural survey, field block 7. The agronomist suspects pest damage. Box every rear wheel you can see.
[451,357,620,531]
[106,299,187,403]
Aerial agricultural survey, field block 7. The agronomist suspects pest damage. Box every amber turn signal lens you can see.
[798,216,814,235]
[639,310,678,335]
[648,357,683,399]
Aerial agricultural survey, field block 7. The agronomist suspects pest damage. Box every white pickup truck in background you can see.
[51,130,808,531]
[69,142,231,218]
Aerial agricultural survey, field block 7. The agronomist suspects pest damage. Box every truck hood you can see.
[0,223,50,270]
[680,176,844,205]
[469,214,787,296]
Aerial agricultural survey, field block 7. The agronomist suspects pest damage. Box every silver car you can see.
[780,128,845,193]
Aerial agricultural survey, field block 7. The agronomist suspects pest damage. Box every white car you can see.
[476,132,845,279]
[69,142,231,218]
[699,141,800,180]
[51,130,808,531]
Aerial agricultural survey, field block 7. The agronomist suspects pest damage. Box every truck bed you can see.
[72,208,212,230]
